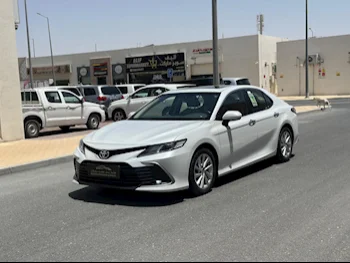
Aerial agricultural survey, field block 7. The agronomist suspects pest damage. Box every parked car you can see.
[79,85,124,113]
[107,84,195,121]
[115,84,146,98]
[223,77,251,86]
[73,85,299,196]
[21,88,106,138]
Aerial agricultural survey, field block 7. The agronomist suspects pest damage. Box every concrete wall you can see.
[0,0,24,141]
[277,34,350,96]
[28,34,281,87]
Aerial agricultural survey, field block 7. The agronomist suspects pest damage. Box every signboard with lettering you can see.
[29,65,71,75]
[193,48,213,55]
[125,53,185,74]
[93,62,108,76]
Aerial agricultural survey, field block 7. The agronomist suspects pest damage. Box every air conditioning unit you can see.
[307,54,319,65]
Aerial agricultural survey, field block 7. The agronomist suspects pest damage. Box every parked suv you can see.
[79,85,124,113]
[115,84,146,98]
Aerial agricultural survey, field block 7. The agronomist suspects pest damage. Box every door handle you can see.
[47,106,55,111]
[249,120,256,126]
[274,112,280,118]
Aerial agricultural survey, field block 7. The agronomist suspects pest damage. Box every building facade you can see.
[19,34,286,93]
[277,34,350,96]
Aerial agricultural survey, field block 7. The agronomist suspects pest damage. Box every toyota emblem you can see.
[99,150,110,159]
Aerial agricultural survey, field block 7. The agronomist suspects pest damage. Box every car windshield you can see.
[101,86,121,95]
[130,92,221,121]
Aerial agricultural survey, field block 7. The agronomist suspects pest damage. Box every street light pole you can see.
[305,0,309,98]
[24,0,34,89]
[212,0,220,87]
[309,28,314,38]
[37,13,56,86]
[32,38,36,58]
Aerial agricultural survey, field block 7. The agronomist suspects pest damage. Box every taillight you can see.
[291,107,297,114]
[97,96,107,102]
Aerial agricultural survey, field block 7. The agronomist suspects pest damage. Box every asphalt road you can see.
[1,103,350,261]
[286,98,350,107]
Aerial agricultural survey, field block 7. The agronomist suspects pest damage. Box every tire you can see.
[24,120,40,138]
[276,126,294,163]
[59,126,71,132]
[112,109,126,122]
[86,114,100,130]
[189,148,217,197]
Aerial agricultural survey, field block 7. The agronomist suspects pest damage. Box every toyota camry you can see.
[73,85,299,196]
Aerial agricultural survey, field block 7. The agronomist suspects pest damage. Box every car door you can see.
[215,90,260,169]
[126,88,152,113]
[43,91,68,127]
[61,91,84,125]
[244,88,279,155]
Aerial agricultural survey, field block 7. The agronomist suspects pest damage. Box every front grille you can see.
[84,145,146,158]
[76,161,172,187]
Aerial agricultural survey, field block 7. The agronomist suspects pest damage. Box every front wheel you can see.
[189,148,217,197]
[276,127,294,163]
[86,114,100,130]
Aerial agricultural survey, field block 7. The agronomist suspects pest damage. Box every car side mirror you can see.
[222,111,242,126]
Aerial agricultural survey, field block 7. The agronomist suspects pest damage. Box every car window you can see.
[62,91,81,104]
[150,87,167,97]
[45,91,62,104]
[134,85,145,91]
[263,93,274,109]
[117,86,129,94]
[63,88,81,96]
[21,91,39,103]
[224,80,232,85]
[132,88,150,99]
[131,93,221,121]
[101,86,121,95]
[245,89,268,113]
[216,90,248,120]
[236,79,251,85]
[83,87,97,96]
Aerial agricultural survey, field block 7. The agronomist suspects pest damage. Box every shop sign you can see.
[29,64,71,75]
[125,53,185,73]
[193,48,213,55]
[93,62,108,76]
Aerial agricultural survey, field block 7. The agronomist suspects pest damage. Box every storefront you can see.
[125,52,186,84]
[27,64,72,86]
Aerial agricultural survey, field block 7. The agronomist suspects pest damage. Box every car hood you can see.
[83,120,204,149]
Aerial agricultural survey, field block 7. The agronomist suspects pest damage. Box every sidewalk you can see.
[279,95,350,101]
[0,105,319,170]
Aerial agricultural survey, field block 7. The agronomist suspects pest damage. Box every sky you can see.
[15,0,350,58]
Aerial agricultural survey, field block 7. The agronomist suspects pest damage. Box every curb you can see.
[0,155,72,177]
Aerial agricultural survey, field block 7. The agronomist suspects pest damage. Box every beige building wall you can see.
[0,0,24,141]
[277,34,350,96]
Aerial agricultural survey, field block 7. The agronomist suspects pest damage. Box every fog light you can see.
[156,180,162,185]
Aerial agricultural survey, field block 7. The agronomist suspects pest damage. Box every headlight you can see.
[79,139,85,154]
[138,139,187,157]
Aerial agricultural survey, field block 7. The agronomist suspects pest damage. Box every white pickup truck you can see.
[22,88,106,138]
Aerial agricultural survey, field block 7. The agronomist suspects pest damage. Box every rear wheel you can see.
[86,114,100,130]
[113,109,126,122]
[276,126,294,163]
[189,148,217,197]
[24,120,40,138]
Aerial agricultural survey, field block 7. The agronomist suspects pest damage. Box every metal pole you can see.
[305,0,309,98]
[38,13,56,86]
[309,28,314,38]
[32,38,36,58]
[24,0,34,90]
[212,0,220,87]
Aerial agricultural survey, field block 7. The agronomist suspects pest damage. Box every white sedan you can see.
[73,86,299,196]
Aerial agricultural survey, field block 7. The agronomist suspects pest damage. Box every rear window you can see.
[117,86,128,94]
[83,87,97,96]
[101,86,121,95]
[236,79,250,85]
[21,91,39,103]
[224,80,232,85]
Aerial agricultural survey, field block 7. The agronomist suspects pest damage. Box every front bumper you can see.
[73,146,191,193]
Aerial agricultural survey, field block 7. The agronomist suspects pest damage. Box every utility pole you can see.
[24,0,34,89]
[305,0,309,98]
[212,0,220,87]
[32,38,36,58]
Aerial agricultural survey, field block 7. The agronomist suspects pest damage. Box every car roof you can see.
[223,77,249,81]
[163,85,261,95]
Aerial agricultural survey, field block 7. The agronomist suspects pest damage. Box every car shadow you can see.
[39,127,87,137]
[69,187,191,207]
[69,155,295,207]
